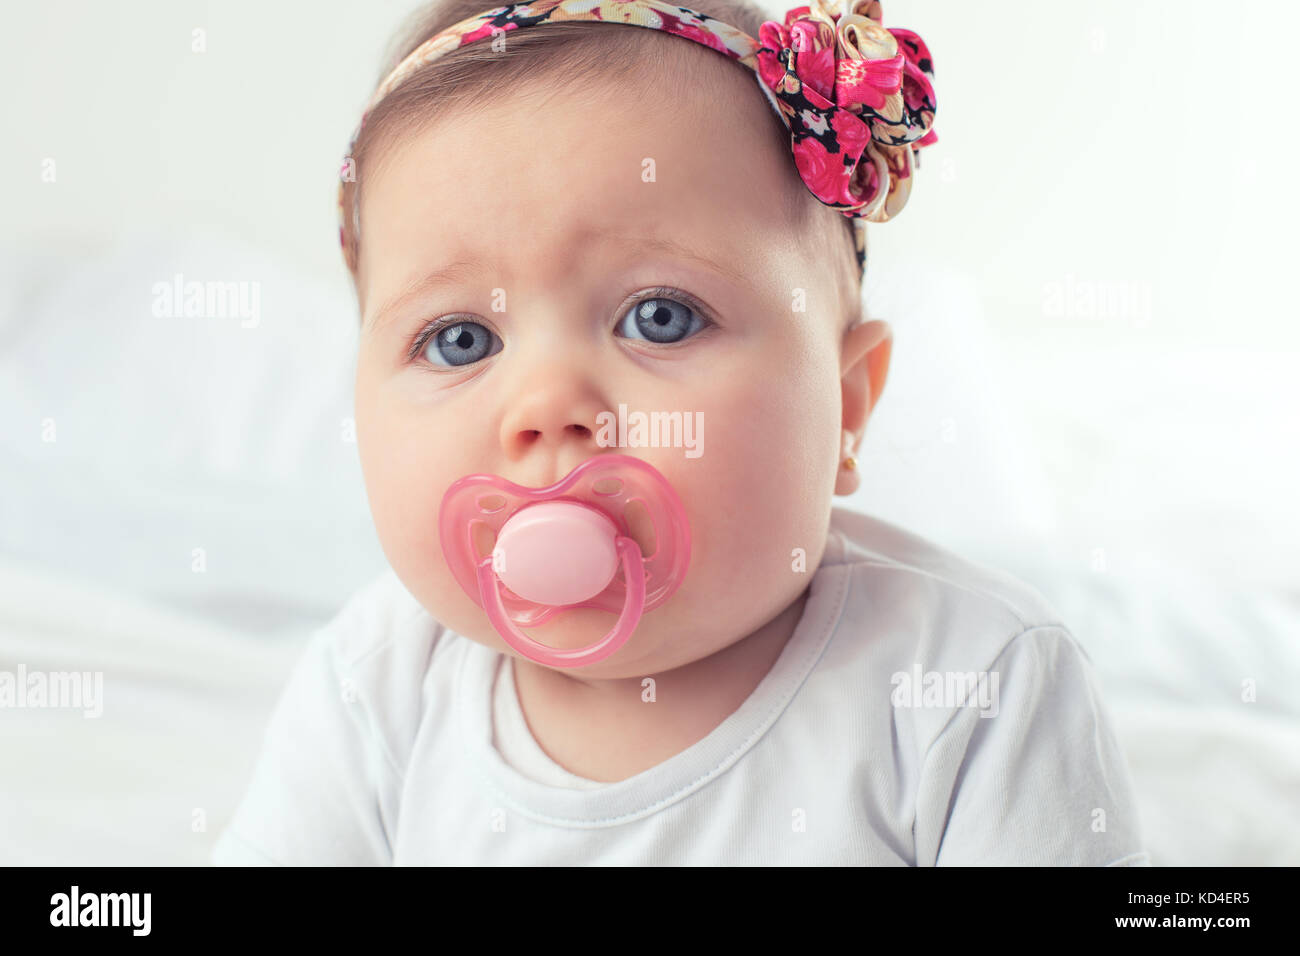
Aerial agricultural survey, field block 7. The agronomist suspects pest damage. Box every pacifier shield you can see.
[438,454,691,666]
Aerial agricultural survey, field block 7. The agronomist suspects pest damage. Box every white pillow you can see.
[0,229,387,630]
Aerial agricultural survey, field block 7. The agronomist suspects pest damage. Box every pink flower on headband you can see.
[755,0,937,222]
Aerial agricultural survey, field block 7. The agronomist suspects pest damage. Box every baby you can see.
[213,0,1150,865]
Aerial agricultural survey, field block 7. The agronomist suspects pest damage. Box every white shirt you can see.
[212,506,1151,866]
[491,655,607,791]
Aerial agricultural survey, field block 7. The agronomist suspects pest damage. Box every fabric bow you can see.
[755,0,938,223]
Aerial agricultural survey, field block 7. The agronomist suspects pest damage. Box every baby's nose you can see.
[515,420,594,451]
[499,379,610,459]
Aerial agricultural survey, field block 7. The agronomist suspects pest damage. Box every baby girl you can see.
[213,0,1149,865]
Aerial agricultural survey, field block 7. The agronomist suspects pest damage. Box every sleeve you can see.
[913,625,1152,866]
[210,624,399,866]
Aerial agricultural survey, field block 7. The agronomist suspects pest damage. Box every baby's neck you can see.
[509,587,810,784]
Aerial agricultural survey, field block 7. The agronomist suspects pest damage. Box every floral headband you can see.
[337,0,938,278]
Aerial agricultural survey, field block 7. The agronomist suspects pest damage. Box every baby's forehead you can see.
[359,70,810,280]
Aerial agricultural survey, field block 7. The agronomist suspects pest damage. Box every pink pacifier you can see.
[438,454,691,668]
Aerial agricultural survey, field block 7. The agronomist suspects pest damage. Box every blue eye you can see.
[418,320,502,367]
[617,293,710,344]
[411,289,712,369]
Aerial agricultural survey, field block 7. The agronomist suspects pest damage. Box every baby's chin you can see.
[457,602,696,678]
[416,558,730,677]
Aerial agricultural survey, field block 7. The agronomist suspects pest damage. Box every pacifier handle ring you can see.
[476,535,647,668]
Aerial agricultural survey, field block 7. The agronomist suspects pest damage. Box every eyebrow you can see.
[364,257,479,333]
[364,234,746,333]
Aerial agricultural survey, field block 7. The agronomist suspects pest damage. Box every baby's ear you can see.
[863,321,893,414]
[839,319,893,432]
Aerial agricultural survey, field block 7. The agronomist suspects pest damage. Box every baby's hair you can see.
[341,0,863,324]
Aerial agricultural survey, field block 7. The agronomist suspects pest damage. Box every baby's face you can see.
[354,69,864,678]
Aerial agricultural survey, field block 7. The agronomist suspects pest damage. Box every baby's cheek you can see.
[355,386,475,624]
[670,384,835,638]
[374,468,501,642]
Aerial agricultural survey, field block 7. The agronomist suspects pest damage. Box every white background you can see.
[1,0,1296,866]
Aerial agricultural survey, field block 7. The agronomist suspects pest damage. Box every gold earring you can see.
[842,456,857,471]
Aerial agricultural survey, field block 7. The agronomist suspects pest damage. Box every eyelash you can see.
[405,286,716,364]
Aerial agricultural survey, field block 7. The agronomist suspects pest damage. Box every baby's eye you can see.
[418,320,502,367]
[616,293,710,345]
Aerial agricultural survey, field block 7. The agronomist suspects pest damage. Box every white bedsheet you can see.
[0,555,308,866]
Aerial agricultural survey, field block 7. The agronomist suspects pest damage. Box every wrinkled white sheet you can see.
[0,555,309,865]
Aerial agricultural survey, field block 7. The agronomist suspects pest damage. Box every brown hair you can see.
[340,0,862,314]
